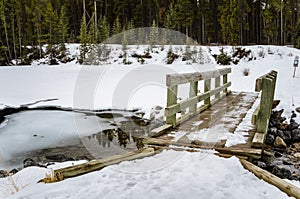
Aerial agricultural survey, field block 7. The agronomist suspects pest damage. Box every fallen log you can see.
[41,148,155,183]
[240,159,300,199]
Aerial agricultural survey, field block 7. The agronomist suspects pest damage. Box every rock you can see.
[9,169,18,175]
[272,109,284,119]
[291,111,297,118]
[268,127,277,136]
[257,161,267,169]
[292,129,300,142]
[0,170,9,178]
[296,107,300,113]
[277,130,292,144]
[274,151,283,157]
[149,105,164,121]
[265,134,275,145]
[280,117,287,123]
[274,136,287,148]
[272,165,292,179]
[282,160,293,165]
[276,129,283,137]
[23,158,37,168]
[294,152,300,159]
[287,121,299,131]
[277,122,288,130]
[272,100,280,109]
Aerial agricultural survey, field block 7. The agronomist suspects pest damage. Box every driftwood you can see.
[41,148,155,183]
[240,159,300,199]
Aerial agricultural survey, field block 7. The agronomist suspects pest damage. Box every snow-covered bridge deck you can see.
[148,91,262,158]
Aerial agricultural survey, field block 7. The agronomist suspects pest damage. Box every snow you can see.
[1,151,293,199]
[1,44,300,198]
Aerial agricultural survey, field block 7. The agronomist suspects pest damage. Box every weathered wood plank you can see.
[189,81,198,113]
[215,76,221,99]
[240,159,300,199]
[252,132,266,148]
[223,73,228,94]
[255,70,277,92]
[42,148,156,183]
[166,85,178,127]
[255,77,263,92]
[257,77,273,134]
[150,124,173,137]
[204,78,211,105]
[251,105,260,125]
[166,68,231,86]
[143,138,262,158]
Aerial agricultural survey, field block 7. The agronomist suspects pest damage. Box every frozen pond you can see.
[0,110,152,170]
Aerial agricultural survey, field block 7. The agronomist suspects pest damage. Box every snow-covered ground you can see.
[1,44,300,198]
[1,151,294,199]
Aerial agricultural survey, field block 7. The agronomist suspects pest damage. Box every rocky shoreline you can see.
[253,106,300,181]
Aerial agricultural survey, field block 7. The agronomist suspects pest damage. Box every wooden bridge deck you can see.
[148,91,262,158]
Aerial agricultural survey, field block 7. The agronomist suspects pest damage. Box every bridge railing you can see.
[165,68,232,128]
[252,70,278,147]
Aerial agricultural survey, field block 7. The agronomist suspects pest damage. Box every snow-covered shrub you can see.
[213,48,232,65]
[166,45,179,64]
[182,45,192,61]
[232,47,251,59]
[97,44,111,64]
[258,48,265,58]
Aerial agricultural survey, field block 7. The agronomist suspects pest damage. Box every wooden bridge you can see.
[146,68,278,159]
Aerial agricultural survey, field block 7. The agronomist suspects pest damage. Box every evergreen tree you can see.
[88,14,98,44]
[149,20,158,48]
[0,0,12,61]
[58,6,69,43]
[164,3,176,30]
[79,15,89,64]
[174,0,194,37]
[43,2,59,45]
[112,16,122,36]
[98,16,110,42]
[219,0,239,44]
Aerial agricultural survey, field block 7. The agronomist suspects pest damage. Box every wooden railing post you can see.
[223,74,228,94]
[252,70,278,148]
[257,77,273,134]
[204,79,211,105]
[189,81,198,113]
[215,76,221,99]
[166,85,178,127]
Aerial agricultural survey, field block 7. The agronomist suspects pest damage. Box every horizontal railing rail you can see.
[165,68,232,128]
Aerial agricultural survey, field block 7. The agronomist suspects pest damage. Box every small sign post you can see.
[293,56,299,78]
